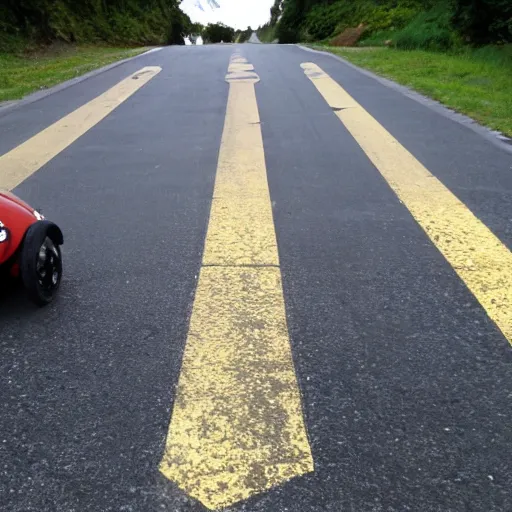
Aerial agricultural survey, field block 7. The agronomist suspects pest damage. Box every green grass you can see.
[358,30,397,47]
[310,45,512,137]
[0,45,148,102]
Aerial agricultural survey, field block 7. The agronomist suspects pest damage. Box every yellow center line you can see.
[159,55,313,510]
[301,62,512,345]
[0,66,162,191]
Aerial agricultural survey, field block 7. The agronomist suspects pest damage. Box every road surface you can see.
[248,32,261,43]
[1,44,511,512]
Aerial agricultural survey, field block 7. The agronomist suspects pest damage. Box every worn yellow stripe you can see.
[203,75,279,266]
[0,66,161,191]
[302,62,512,344]
[160,56,313,510]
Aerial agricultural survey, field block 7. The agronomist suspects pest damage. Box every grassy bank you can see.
[310,45,512,137]
[257,24,277,43]
[0,45,148,103]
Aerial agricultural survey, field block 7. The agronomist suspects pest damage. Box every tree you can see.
[202,23,235,43]
[235,26,253,43]
[452,0,512,44]
[270,0,283,25]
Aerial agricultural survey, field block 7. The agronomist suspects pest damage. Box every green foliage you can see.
[269,0,283,26]
[358,29,397,46]
[275,23,300,44]
[394,4,461,50]
[274,0,312,43]
[257,23,277,43]
[0,0,191,48]
[235,27,253,43]
[304,3,346,41]
[305,1,431,41]
[267,0,511,46]
[471,42,512,65]
[0,32,30,53]
[273,0,428,43]
[453,0,512,45]
[202,23,235,44]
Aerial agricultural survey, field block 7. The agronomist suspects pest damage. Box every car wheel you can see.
[20,222,63,306]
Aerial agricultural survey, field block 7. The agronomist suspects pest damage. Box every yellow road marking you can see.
[0,66,161,191]
[302,62,512,344]
[160,56,313,510]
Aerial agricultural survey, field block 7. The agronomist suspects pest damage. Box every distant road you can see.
[1,44,511,512]
[249,31,261,43]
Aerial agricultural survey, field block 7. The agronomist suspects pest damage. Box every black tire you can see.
[20,221,63,306]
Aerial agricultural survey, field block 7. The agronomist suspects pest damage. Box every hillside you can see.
[0,0,191,51]
[259,0,512,49]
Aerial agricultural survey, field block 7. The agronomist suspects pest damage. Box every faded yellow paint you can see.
[204,197,279,266]
[160,56,313,510]
[203,76,277,266]
[302,62,512,344]
[0,66,161,191]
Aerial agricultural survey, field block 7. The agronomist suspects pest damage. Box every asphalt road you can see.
[1,44,511,512]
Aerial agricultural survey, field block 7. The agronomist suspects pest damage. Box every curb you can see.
[297,45,512,155]
[0,47,163,119]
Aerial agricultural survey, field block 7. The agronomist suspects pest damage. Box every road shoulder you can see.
[298,44,512,155]
[0,47,162,118]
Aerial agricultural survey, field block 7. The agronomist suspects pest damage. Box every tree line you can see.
[0,1,246,49]
[0,0,192,48]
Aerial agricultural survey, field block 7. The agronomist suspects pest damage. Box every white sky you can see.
[180,0,274,30]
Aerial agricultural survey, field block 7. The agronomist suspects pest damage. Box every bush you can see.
[394,5,461,50]
[202,23,235,43]
[276,25,300,44]
[453,0,512,45]
[359,29,397,46]
[305,3,347,41]
[257,23,277,43]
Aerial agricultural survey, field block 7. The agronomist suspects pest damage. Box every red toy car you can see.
[0,191,63,306]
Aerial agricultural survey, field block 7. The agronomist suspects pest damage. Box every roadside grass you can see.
[309,45,512,137]
[257,24,278,43]
[0,45,149,102]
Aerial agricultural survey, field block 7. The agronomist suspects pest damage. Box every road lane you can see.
[1,43,511,512]
[295,46,512,251]
[0,45,233,511]
[302,61,512,344]
[160,54,313,510]
[0,49,174,157]
[0,67,161,191]
[250,44,511,511]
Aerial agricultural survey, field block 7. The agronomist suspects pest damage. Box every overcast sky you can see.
[180,0,274,30]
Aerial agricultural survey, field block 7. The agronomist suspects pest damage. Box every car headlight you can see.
[0,221,7,243]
